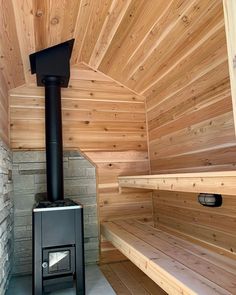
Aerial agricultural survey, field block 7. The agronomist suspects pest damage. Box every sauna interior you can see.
[1,0,236,294]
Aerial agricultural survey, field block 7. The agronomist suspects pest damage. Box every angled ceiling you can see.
[0,0,228,94]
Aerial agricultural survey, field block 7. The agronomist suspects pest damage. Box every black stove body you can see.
[30,40,85,295]
[33,200,85,294]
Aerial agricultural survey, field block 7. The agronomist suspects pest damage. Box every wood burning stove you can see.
[33,200,84,294]
[30,40,85,295]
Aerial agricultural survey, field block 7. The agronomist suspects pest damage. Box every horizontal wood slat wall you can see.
[153,191,236,257]
[9,63,152,262]
[142,1,236,259]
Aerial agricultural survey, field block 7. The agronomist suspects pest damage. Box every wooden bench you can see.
[118,171,236,195]
[101,218,236,295]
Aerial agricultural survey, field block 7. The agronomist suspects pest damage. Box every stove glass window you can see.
[48,250,71,273]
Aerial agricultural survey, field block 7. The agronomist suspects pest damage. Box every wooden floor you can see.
[100,261,167,295]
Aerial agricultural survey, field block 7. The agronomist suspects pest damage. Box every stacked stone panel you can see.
[13,151,98,275]
[0,141,13,294]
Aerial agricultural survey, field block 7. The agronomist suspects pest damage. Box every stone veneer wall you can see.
[0,141,14,295]
[12,151,98,275]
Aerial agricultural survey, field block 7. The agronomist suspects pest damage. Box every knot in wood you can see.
[36,10,43,17]
[51,17,59,25]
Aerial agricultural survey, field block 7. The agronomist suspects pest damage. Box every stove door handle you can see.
[42,261,48,269]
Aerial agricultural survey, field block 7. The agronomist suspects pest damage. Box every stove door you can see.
[42,246,75,277]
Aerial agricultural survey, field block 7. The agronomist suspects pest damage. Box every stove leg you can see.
[33,212,43,295]
[75,209,85,295]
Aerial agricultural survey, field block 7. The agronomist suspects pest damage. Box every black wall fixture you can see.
[198,193,223,207]
[30,39,74,202]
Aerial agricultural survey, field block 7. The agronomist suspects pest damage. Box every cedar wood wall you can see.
[148,2,236,256]
[4,0,236,261]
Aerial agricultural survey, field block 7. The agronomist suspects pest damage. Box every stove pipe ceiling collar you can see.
[29,39,74,87]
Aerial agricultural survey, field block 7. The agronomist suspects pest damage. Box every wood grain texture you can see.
[102,219,236,295]
[118,171,236,196]
[9,63,151,263]
[100,261,167,295]
[153,191,236,257]
[0,70,9,144]
[33,0,81,50]
[3,0,236,269]
[223,0,236,137]
[89,0,132,68]
[0,0,25,89]
[143,1,235,175]
[11,0,36,84]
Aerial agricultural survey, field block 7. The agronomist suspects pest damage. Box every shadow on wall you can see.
[12,150,98,275]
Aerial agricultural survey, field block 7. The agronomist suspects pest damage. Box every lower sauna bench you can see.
[101,219,236,295]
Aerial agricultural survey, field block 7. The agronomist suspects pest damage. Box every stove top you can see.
[33,198,82,212]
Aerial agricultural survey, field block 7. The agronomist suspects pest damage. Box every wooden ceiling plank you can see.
[61,0,81,42]
[48,0,67,46]
[71,0,93,64]
[33,0,49,50]
[33,0,81,51]
[121,0,197,83]
[0,0,25,88]
[98,0,147,75]
[47,0,81,47]
[98,0,168,82]
[223,0,236,136]
[128,0,223,93]
[89,0,132,69]
[79,0,113,64]
[11,0,36,84]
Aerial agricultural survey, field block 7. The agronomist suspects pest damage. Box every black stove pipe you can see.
[44,76,64,202]
[29,39,74,202]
